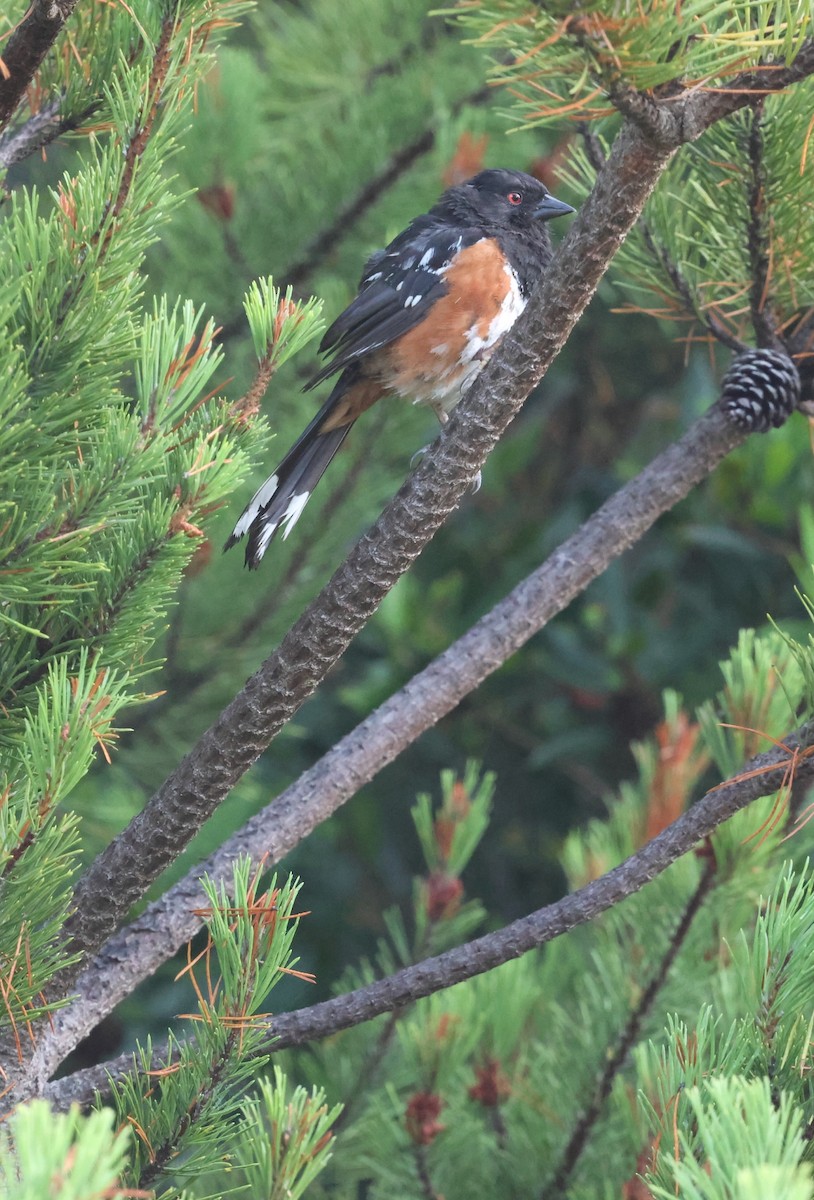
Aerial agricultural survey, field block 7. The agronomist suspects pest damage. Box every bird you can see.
[225,168,574,568]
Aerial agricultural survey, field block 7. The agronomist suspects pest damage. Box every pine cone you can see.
[720,349,800,433]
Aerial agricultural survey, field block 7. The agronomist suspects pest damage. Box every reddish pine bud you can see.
[468,1058,511,1108]
[197,182,236,221]
[449,780,471,816]
[405,1092,445,1146]
[184,539,213,577]
[425,871,464,922]
[433,815,456,862]
[443,132,489,187]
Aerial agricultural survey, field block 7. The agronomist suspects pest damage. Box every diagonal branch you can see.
[0,0,82,131]
[43,724,814,1112]
[539,853,718,1198]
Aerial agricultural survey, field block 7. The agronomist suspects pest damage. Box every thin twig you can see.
[413,1143,441,1200]
[539,852,718,1198]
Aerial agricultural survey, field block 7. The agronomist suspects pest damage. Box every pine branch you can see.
[49,13,175,340]
[17,51,814,1099]
[578,123,746,352]
[0,98,96,169]
[137,1029,238,1191]
[21,400,741,1094]
[679,42,814,137]
[0,0,82,132]
[539,852,718,1199]
[42,724,814,1112]
[638,218,748,353]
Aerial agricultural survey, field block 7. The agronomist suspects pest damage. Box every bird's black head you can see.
[434,168,574,233]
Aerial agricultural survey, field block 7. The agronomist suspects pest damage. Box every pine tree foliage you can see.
[230,1067,342,1200]
[0,1101,132,1199]
[454,1,814,349]
[0,0,325,1038]
[271,630,814,1198]
[108,866,340,1196]
[453,0,813,121]
[565,91,814,344]
[645,1078,812,1199]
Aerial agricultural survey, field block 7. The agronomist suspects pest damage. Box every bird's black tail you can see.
[224,387,355,569]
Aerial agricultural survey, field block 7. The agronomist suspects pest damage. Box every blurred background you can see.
[41,0,813,1061]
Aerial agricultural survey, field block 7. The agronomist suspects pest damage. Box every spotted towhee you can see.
[226,168,574,568]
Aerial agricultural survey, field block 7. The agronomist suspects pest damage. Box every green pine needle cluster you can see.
[452,0,814,123]
[0,1102,132,1199]
[453,0,814,345]
[111,867,338,1196]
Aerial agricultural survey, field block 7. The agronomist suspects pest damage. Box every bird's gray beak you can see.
[534,193,575,221]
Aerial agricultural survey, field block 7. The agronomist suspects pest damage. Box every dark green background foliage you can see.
[5,0,814,1195]
[53,0,812,1032]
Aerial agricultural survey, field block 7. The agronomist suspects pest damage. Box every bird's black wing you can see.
[305,218,481,390]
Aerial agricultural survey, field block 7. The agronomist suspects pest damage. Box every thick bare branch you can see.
[43,723,814,1112]
[0,0,82,131]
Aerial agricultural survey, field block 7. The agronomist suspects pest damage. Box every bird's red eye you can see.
[507,191,523,206]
